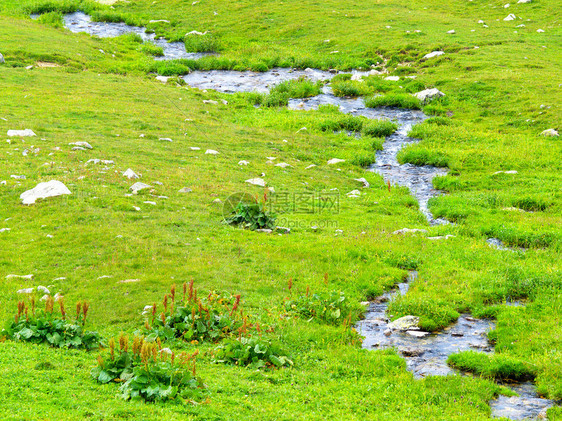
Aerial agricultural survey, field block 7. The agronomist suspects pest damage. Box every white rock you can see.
[7,129,36,137]
[407,330,430,338]
[0,53,4,64]
[504,3,510,7]
[388,316,419,331]
[245,178,266,187]
[305,164,316,170]
[447,30,456,34]
[414,88,445,103]
[118,279,141,284]
[212,198,222,204]
[132,206,141,211]
[0,228,10,233]
[11,175,26,180]
[427,235,456,240]
[493,170,518,175]
[17,288,35,294]
[541,129,559,137]
[20,180,71,205]
[155,76,170,83]
[354,178,370,188]
[423,51,444,59]
[385,76,400,81]
[202,100,218,105]
[478,20,485,24]
[8,274,34,280]
[503,13,516,21]
[186,30,208,36]
[275,162,292,168]
[327,158,345,165]
[52,277,66,281]
[190,147,201,150]
[129,182,152,193]
[69,141,93,149]
[205,149,219,155]
[37,285,50,294]
[179,187,192,193]
[346,189,361,197]
[393,228,428,235]
[149,19,170,23]
[123,168,140,179]
[517,0,531,3]
[238,160,249,165]
[143,201,157,205]
[159,137,173,142]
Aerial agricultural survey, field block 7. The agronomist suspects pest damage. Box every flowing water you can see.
[60,12,210,61]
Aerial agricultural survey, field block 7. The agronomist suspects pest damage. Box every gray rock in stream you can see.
[388,316,419,331]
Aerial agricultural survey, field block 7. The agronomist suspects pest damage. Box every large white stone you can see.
[384,76,400,81]
[414,88,445,103]
[393,228,428,235]
[423,51,444,60]
[503,13,517,21]
[541,129,559,137]
[7,129,36,137]
[69,141,93,149]
[388,316,419,331]
[130,182,152,193]
[327,158,345,165]
[123,168,140,179]
[205,149,219,155]
[20,180,71,205]
[245,178,266,187]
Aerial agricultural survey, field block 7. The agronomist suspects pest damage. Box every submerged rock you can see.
[20,180,72,205]
[388,315,419,331]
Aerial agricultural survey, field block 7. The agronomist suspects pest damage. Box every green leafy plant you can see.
[224,193,276,230]
[1,293,103,350]
[213,336,293,369]
[141,282,244,343]
[92,334,207,403]
[283,282,352,325]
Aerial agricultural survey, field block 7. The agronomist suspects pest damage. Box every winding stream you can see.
[32,13,554,417]
[60,12,211,61]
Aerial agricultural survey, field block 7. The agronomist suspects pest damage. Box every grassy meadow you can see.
[0,0,560,419]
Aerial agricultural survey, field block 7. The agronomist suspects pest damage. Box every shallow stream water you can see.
[61,12,210,61]
[26,19,553,413]
[356,271,555,419]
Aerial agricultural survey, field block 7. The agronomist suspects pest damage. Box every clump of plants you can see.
[283,280,353,325]
[92,334,208,403]
[365,93,421,110]
[447,351,536,381]
[213,336,293,369]
[361,119,398,137]
[263,77,322,107]
[319,114,364,133]
[141,282,245,343]
[224,193,276,230]
[1,292,103,350]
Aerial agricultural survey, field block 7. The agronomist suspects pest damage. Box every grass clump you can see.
[398,146,450,167]
[365,94,421,110]
[139,42,164,57]
[263,77,322,106]
[224,199,277,230]
[332,80,372,97]
[447,351,536,381]
[213,336,293,369]
[92,334,207,402]
[361,119,397,138]
[1,293,103,350]
[319,114,364,133]
[387,296,459,331]
[184,34,221,53]
[284,282,354,325]
[35,11,64,28]
[141,282,244,343]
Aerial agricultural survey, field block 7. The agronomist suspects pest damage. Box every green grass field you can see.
[0,0,560,419]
